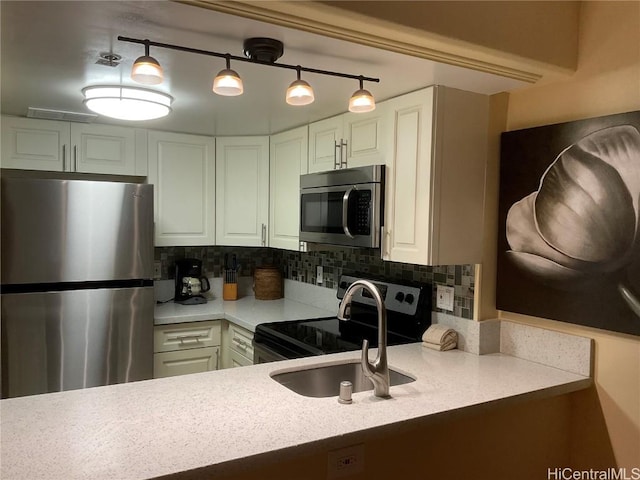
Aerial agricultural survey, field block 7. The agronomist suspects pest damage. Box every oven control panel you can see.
[336,275,424,317]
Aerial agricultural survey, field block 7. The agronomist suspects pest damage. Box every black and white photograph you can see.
[498,111,640,336]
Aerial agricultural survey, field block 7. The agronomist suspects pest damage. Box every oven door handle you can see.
[342,186,356,239]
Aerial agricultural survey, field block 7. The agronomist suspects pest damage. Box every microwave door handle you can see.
[342,186,356,238]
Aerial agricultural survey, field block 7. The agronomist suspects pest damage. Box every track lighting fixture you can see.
[82,86,172,121]
[286,66,314,106]
[348,77,376,113]
[213,55,244,96]
[131,40,164,85]
[119,36,379,113]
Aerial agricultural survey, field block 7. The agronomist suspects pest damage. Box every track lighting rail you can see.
[117,36,379,84]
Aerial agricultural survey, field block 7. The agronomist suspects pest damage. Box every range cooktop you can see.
[253,274,432,361]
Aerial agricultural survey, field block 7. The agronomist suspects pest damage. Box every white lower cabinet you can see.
[383,86,489,266]
[153,320,221,378]
[269,126,308,251]
[148,131,216,247]
[222,322,254,369]
[216,136,269,246]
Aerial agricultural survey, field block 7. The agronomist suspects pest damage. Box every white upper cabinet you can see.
[308,104,391,173]
[148,131,216,247]
[269,126,308,251]
[216,136,269,246]
[383,86,489,266]
[1,116,146,175]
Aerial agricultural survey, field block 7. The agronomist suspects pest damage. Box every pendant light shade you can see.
[213,56,243,96]
[83,86,172,121]
[348,78,375,113]
[286,67,314,106]
[131,41,164,85]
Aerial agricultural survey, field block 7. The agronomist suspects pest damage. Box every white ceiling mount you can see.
[27,107,98,123]
[82,86,172,121]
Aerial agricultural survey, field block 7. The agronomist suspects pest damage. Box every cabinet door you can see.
[269,126,308,251]
[216,136,269,246]
[71,124,138,175]
[1,116,70,171]
[153,346,219,378]
[230,349,253,368]
[383,88,435,264]
[308,115,342,173]
[148,131,216,246]
[343,102,392,169]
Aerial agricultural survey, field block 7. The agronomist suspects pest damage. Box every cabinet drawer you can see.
[230,349,253,368]
[154,320,221,353]
[153,347,219,378]
[228,323,254,359]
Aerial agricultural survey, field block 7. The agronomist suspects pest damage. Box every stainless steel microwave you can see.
[299,165,384,248]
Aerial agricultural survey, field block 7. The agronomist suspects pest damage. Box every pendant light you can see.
[83,86,172,121]
[286,66,314,106]
[213,55,243,96]
[348,77,376,113]
[131,40,164,85]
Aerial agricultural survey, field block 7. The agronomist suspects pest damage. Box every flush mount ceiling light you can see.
[118,36,378,112]
[82,86,172,121]
[213,55,244,96]
[131,40,164,85]
[286,66,315,106]
[348,77,376,113]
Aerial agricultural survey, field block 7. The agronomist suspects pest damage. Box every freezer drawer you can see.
[1,286,154,398]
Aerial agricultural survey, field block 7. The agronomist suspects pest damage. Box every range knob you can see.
[340,281,348,289]
[405,293,415,304]
[395,292,405,302]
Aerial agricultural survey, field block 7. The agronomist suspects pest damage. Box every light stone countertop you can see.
[0,344,591,480]
[154,296,337,332]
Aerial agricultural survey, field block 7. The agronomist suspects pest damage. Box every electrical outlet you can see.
[316,265,323,284]
[154,261,162,280]
[327,444,364,479]
[436,285,455,311]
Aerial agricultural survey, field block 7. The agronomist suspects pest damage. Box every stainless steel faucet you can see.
[337,280,390,398]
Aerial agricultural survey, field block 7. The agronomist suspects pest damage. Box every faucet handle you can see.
[361,339,375,377]
[337,303,351,321]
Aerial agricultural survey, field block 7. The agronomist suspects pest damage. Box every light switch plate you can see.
[436,285,455,311]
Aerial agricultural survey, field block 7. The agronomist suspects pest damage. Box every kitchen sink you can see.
[270,361,415,398]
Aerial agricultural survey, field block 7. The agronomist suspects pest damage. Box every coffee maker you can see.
[174,258,210,305]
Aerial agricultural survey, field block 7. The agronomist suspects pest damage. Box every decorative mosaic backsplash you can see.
[155,246,475,319]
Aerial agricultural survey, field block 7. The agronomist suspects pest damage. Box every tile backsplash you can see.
[155,246,475,319]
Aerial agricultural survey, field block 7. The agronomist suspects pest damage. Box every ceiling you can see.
[0,1,528,137]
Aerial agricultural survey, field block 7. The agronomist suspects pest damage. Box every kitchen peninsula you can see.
[1,304,592,480]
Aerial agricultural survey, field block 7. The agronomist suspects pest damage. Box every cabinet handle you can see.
[62,144,67,171]
[340,140,348,168]
[385,229,391,258]
[334,140,341,170]
[215,348,220,370]
[73,145,78,172]
[170,334,205,345]
[261,223,266,246]
[232,337,248,350]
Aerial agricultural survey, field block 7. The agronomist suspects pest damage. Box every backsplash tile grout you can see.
[155,246,475,319]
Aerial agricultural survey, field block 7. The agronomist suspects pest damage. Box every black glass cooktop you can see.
[254,316,419,359]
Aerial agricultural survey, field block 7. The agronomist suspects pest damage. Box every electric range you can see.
[253,274,432,363]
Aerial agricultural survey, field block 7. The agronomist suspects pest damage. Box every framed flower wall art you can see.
[497,111,640,336]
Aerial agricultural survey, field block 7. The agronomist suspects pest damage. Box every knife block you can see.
[223,269,238,301]
[223,283,238,301]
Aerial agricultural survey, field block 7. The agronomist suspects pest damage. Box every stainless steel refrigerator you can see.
[1,177,154,398]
